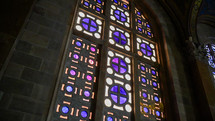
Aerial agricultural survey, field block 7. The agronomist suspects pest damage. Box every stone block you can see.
[21,67,54,86]
[30,12,55,28]
[4,62,24,78]
[9,95,45,115]
[41,60,57,74]
[21,31,49,47]
[31,84,51,101]
[0,76,33,96]
[0,109,24,121]
[10,51,42,70]
[0,93,12,109]
[25,21,40,33]
[16,40,32,53]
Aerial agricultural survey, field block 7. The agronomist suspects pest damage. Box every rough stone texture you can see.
[0,0,76,121]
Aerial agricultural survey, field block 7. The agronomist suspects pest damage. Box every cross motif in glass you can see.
[113,31,127,45]
[111,57,128,74]
[140,43,153,57]
[110,85,128,105]
[81,18,98,32]
[114,10,127,22]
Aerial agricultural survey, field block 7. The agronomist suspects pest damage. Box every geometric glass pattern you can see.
[75,10,103,39]
[52,35,100,121]
[103,50,132,121]
[137,62,164,120]
[205,44,215,68]
[109,25,131,51]
[137,37,157,62]
[135,8,154,39]
[110,0,130,27]
[80,0,105,14]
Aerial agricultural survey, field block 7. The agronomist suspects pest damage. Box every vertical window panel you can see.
[135,8,154,39]
[205,44,215,68]
[110,0,130,27]
[53,36,100,121]
[109,25,131,51]
[137,37,157,62]
[103,50,132,121]
[75,10,103,39]
[137,61,164,120]
[80,0,105,14]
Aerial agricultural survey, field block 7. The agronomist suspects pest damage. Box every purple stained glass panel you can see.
[111,86,118,93]
[144,107,149,113]
[111,94,118,103]
[120,87,127,95]
[62,106,69,114]
[114,10,127,22]
[142,93,147,98]
[107,117,113,121]
[81,18,98,32]
[73,54,79,59]
[84,91,90,97]
[76,41,82,47]
[141,77,146,83]
[120,97,127,104]
[154,96,159,102]
[66,86,73,92]
[81,111,88,118]
[70,70,76,76]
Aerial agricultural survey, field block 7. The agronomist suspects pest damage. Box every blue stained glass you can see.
[147,45,152,51]
[84,1,89,6]
[121,40,127,45]
[76,41,82,47]
[115,10,120,14]
[111,86,118,92]
[123,4,128,8]
[112,64,119,72]
[120,59,127,67]
[144,107,149,113]
[62,106,69,114]
[148,32,151,36]
[82,18,98,32]
[138,27,142,31]
[66,86,73,92]
[153,82,158,87]
[121,17,126,22]
[114,37,120,43]
[151,70,156,75]
[81,111,88,118]
[111,94,118,103]
[96,7,101,12]
[90,27,97,32]
[120,97,127,104]
[97,0,102,4]
[114,0,118,4]
[120,87,127,95]
[107,117,113,121]
[154,96,159,102]
[121,12,126,18]
[137,11,141,15]
[147,24,150,28]
[91,20,97,27]
[113,31,127,45]
[83,18,90,23]
[147,51,152,56]
[120,67,127,73]
[114,10,126,22]
[142,93,147,98]
[121,33,126,40]
[156,111,161,117]
[141,66,145,71]
[141,77,146,83]
[114,31,120,36]
[141,43,146,48]
[82,23,89,30]
[141,49,146,54]
[138,20,141,23]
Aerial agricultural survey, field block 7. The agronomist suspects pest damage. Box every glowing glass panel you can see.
[205,44,215,68]
[137,37,157,62]
[53,36,100,120]
[103,50,132,121]
[137,62,164,120]
[109,25,131,51]
[80,0,105,14]
[110,1,130,27]
[75,10,103,39]
[135,8,154,39]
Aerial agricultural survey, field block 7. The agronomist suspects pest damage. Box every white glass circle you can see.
[125,32,130,37]
[106,78,113,85]
[125,104,132,112]
[125,74,131,81]
[96,19,102,25]
[125,84,131,91]
[110,16,116,21]
[125,12,129,16]
[137,38,141,43]
[110,25,115,31]
[107,68,113,74]
[125,23,130,27]
[105,99,112,107]
[94,33,101,39]
[151,57,156,62]
[125,46,130,51]
[125,57,131,63]
[150,44,155,48]
[111,5,116,9]
[79,12,85,17]
[109,39,115,45]
[76,25,82,31]
[108,51,114,57]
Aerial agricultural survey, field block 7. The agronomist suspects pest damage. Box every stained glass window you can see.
[137,37,157,62]
[109,25,131,51]
[75,10,103,39]
[137,62,164,120]
[110,0,130,27]
[52,0,166,121]
[135,8,154,39]
[53,36,100,120]
[103,50,132,120]
[205,44,215,68]
[80,0,105,14]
